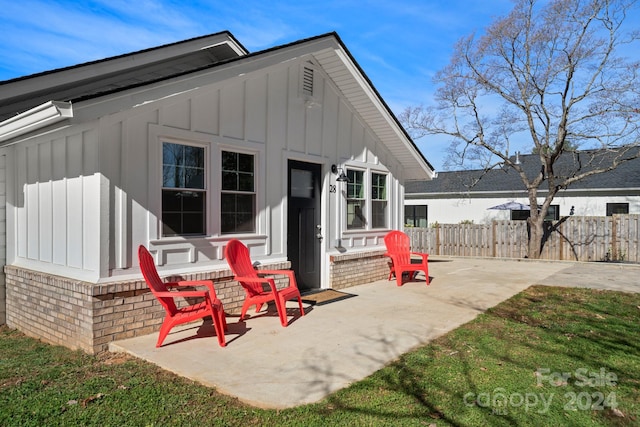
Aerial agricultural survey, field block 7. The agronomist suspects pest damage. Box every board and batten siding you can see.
[8,128,101,282]
[0,153,6,324]
[7,58,403,283]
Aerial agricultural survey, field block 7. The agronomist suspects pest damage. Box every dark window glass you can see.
[346,169,365,230]
[221,151,254,192]
[162,190,205,236]
[405,205,428,227]
[511,210,530,221]
[510,205,560,221]
[221,151,255,233]
[606,203,629,216]
[371,173,387,228]
[221,194,255,233]
[545,205,560,221]
[161,142,206,236]
[347,200,366,230]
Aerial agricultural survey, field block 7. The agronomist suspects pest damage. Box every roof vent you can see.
[301,66,314,97]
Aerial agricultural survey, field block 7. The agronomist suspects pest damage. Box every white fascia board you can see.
[0,101,73,143]
[200,40,248,57]
[333,48,435,180]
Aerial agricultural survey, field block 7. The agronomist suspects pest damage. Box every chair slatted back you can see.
[224,239,265,297]
[384,230,412,266]
[138,245,178,315]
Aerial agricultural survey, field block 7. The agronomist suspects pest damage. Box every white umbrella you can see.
[487,201,530,210]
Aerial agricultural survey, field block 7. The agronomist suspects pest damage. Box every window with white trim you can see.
[162,142,206,236]
[346,169,365,229]
[371,172,387,228]
[221,151,256,233]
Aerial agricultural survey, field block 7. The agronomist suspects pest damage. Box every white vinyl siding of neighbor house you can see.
[405,195,640,225]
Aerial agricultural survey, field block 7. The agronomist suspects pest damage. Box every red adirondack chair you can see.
[224,239,304,327]
[138,245,227,347]
[384,230,430,286]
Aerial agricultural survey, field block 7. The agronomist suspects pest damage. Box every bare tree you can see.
[401,0,640,259]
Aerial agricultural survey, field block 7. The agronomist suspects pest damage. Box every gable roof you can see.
[0,32,434,180]
[0,32,248,123]
[406,148,640,195]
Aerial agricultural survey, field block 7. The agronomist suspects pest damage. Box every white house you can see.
[405,149,640,226]
[0,32,434,353]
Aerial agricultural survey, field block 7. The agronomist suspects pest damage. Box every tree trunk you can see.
[527,216,544,259]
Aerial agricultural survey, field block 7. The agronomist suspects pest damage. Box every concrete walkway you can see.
[109,258,639,409]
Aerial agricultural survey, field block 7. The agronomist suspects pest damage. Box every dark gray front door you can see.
[287,160,321,292]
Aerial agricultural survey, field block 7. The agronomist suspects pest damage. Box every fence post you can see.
[612,216,618,260]
[492,221,497,258]
[559,220,564,260]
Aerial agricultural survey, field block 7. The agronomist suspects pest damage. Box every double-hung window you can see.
[346,169,365,229]
[162,142,206,236]
[371,172,387,228]
[221,151,256,233]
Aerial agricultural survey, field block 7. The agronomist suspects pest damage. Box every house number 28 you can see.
[329,185,337,193]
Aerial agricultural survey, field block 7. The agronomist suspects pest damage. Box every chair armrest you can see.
[256,269,294,278]
[153,290,209,299]
[233,275,272,284]
[410,252,429,261]
[171,280,218,296]
[234,275,279,293]
[256,269,298,288]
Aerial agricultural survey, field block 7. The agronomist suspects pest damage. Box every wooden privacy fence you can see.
[406,214,640,263]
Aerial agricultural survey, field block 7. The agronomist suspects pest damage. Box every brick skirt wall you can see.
[4,262,289,354]
[329,250,390,289]
[4,251,391,354]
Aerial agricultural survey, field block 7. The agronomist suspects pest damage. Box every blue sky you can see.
[0,0,518,170]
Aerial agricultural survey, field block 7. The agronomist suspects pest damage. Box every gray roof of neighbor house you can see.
[406,148,640,195]
[0,31,434,180]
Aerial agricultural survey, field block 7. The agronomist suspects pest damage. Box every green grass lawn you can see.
[1,285,638,426]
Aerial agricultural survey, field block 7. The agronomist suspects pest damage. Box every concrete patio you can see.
[109,257,640,409]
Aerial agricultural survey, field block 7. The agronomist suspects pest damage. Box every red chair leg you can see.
[156,319,175,347]
[213,312,226,347]
[275,294,289,327]
[240,300,253,321]
[395,270,404,286]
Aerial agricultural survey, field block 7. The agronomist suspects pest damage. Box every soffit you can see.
[311,44,434,181]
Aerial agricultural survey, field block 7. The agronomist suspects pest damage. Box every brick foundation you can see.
[0,272,5,325]
[4,250,391,354]
[329,250,390,289]
[4,262,289,354]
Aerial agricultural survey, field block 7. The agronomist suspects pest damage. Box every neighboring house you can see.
[0,32,435,353]
[405,149,640,226]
